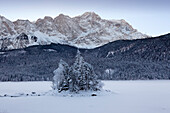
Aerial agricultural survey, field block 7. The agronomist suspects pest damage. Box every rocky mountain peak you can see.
[43,16,53,22]
[0,16,16,37]
[0,15,8,21]
[54,14,71,21]
[0,12,148,50]
[76,12,101,21]
[57,13,67,17]
[13,19,36,34]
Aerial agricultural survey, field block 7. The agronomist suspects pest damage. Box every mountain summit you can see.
[0,12,147,50]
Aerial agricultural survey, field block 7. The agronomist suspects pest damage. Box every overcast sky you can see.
[0,0,169,36]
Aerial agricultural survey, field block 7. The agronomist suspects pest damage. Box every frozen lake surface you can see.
[0,80,170,113]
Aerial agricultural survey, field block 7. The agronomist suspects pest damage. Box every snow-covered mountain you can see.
[0,12,147,50]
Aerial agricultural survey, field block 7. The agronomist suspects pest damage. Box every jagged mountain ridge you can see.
[0,33,169,81]
[0,12,147,50]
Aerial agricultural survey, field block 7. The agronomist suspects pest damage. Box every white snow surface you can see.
[0,80,170,113]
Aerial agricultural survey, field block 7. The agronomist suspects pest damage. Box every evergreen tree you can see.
[83,61,102,91]
[72,50,86,90]
[52,59,70,92]
[68,66,79,92]
[71,50,102,91]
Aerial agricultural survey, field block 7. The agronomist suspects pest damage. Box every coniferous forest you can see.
[0,34,169,81]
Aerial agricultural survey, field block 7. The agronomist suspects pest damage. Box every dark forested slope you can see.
[0,33,169,81]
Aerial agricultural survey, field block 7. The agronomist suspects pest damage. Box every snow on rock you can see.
[0,15,17,38]
[13,19,37,35]
[0,12,148,50]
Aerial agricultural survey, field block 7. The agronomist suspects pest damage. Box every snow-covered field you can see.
[0,80,170,113]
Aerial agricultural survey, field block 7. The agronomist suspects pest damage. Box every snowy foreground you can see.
[0,81,170,113]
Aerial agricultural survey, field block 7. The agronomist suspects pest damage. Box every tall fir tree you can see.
[72,50,86,90]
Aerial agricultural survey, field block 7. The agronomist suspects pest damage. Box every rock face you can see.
[0,12,147,50]
[0,16,16,37]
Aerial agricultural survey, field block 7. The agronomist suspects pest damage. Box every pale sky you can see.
[0,0,170,36]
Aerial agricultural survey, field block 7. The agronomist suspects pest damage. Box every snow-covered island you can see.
[52,50,103,94]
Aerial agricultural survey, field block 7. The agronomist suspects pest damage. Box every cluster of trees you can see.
[52,51,102,93]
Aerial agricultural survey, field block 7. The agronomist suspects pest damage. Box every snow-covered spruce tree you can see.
[72,50,86,91]
[52,50,102,93]
[83,62,102,91]
[52,59,70,92]
[71,50,102,91]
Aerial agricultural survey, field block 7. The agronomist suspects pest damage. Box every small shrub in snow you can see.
[52,50,103,93]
